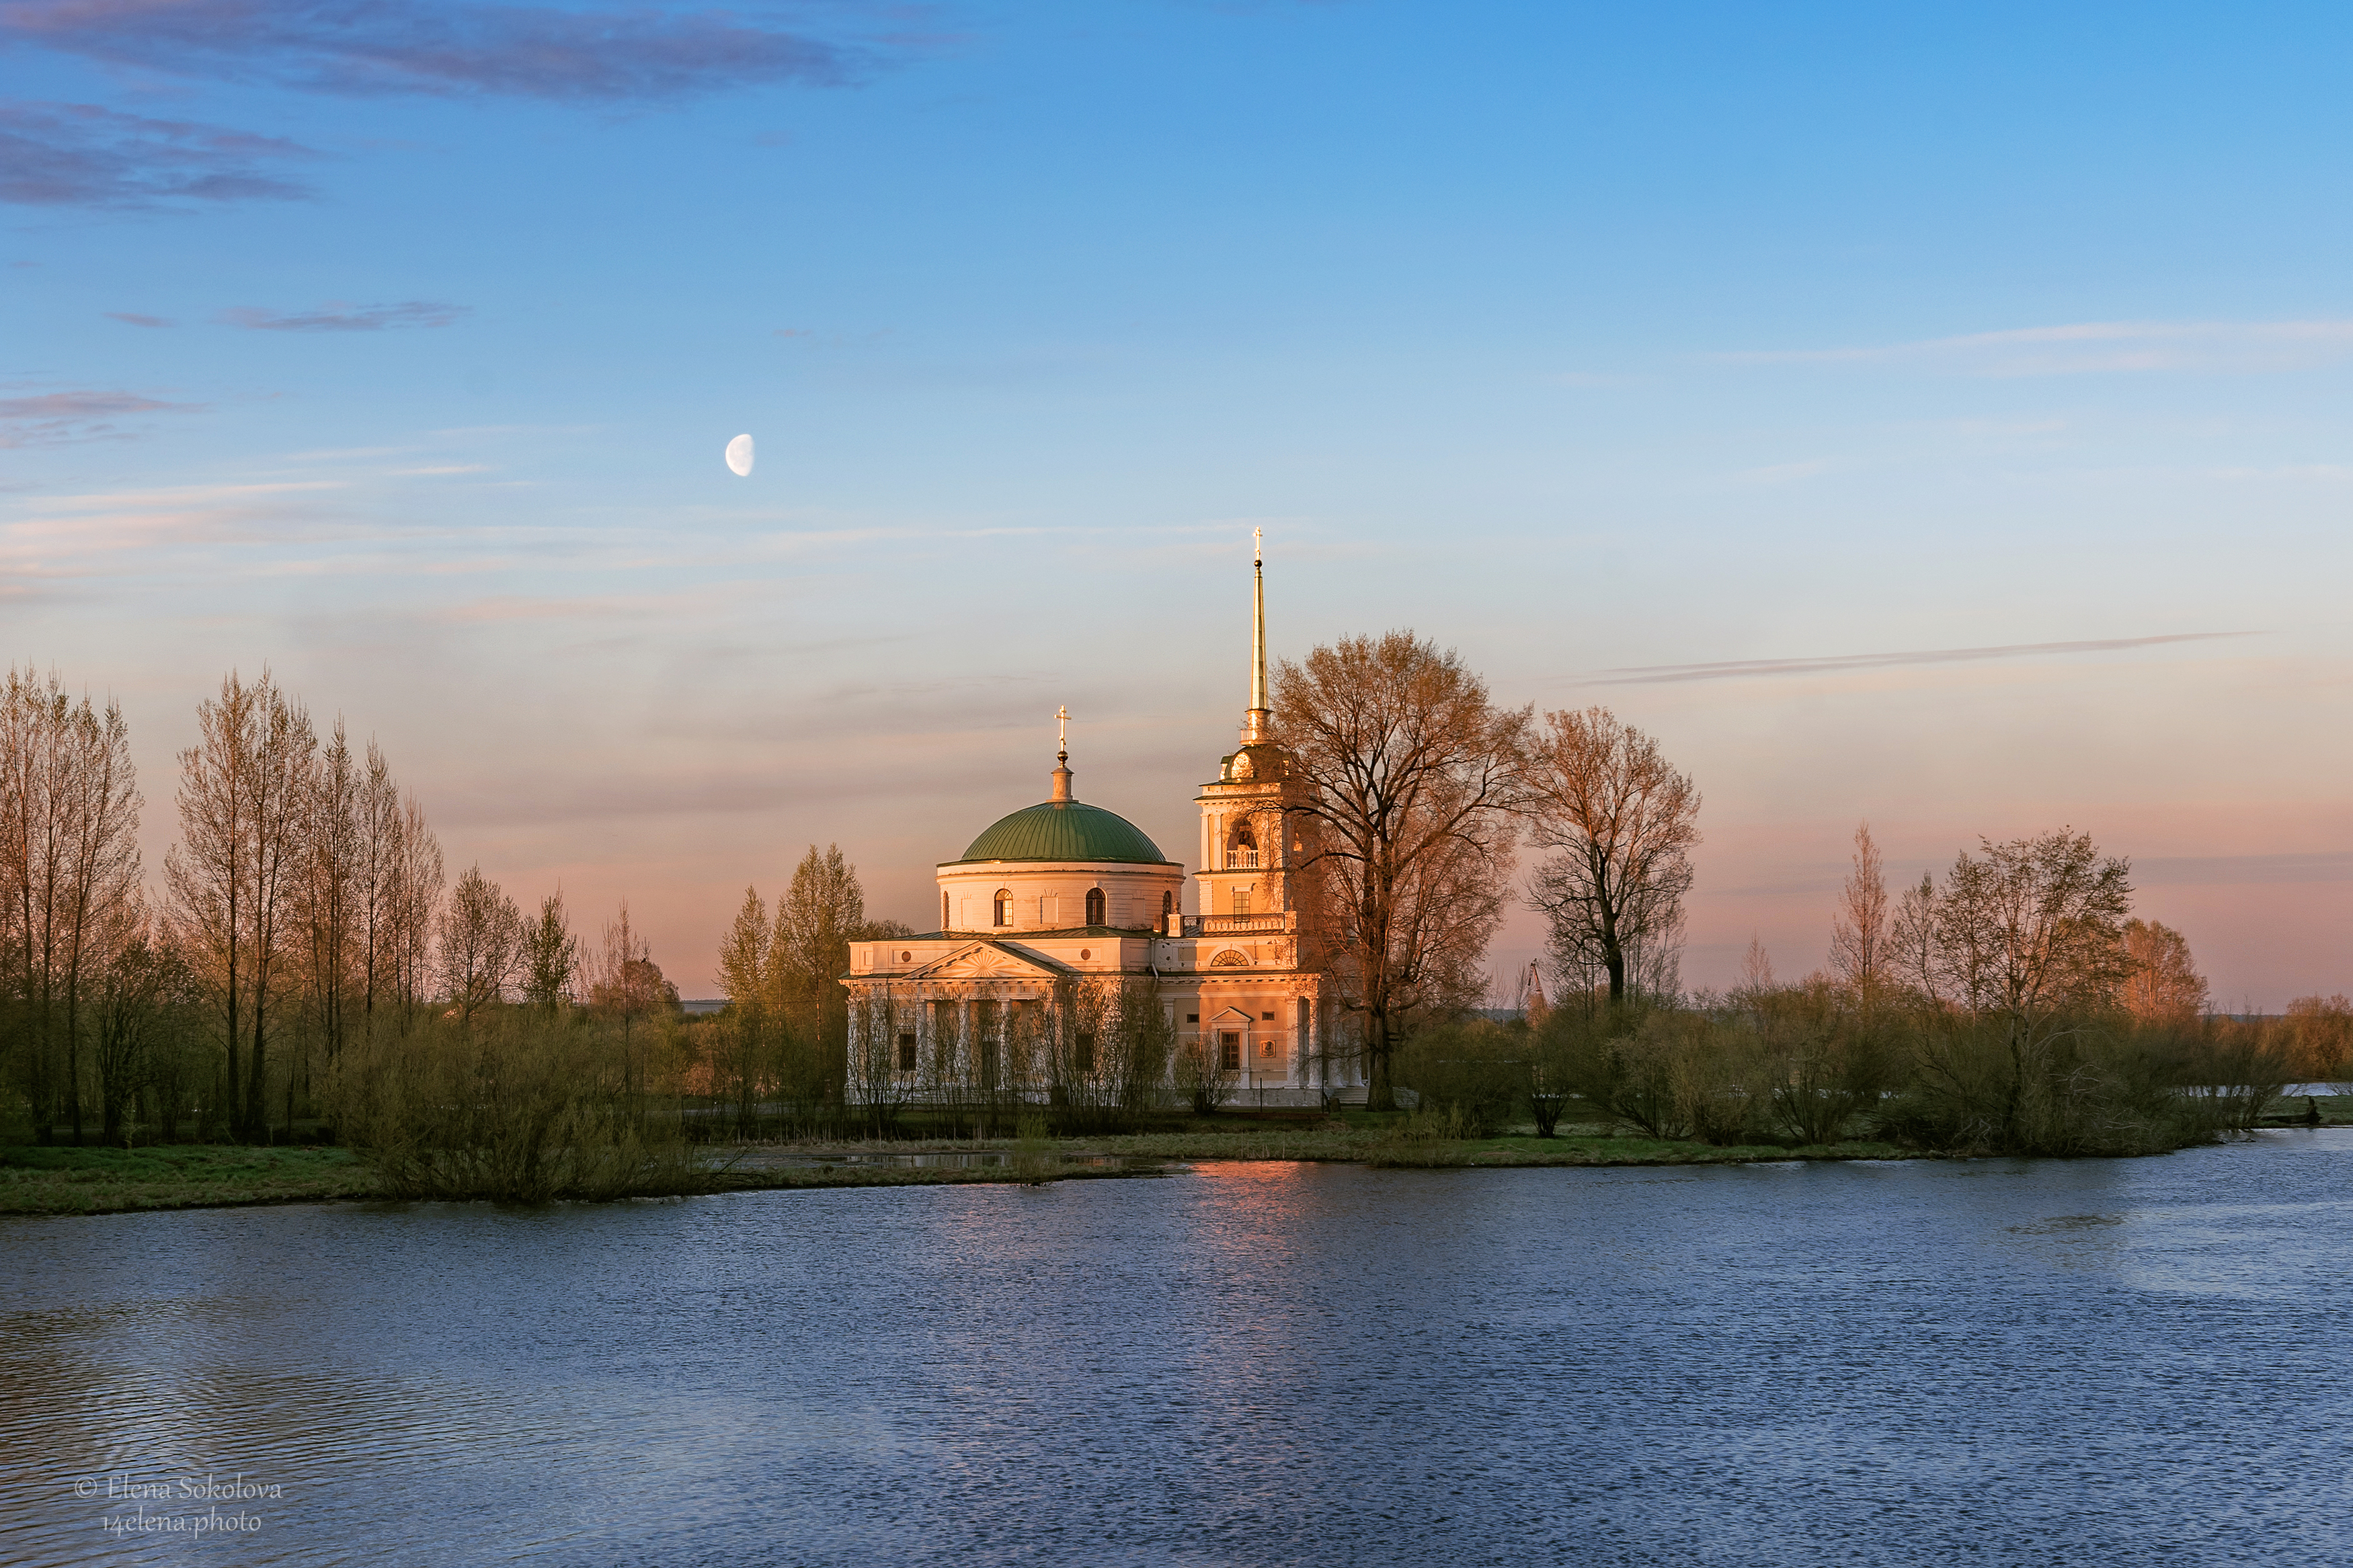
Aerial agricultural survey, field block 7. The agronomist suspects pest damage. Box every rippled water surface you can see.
[5,1133,2351,1567]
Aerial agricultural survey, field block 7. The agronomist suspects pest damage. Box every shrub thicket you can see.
[322,1008,706,1201]
[1529,991,2290,1157]
[1390,1021,1527,1137]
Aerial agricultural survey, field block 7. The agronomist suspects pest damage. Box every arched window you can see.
[1162,890,1175,923]
[942,891,951,930]
[993,889,1012,927]
[1085,887,1106,927]
[1229,819,1259,869]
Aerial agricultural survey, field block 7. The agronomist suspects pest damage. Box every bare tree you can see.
[297,721,362,1069]
[1931,832,2132,1022]
[2281,995,2353,1082]
[0,671,143,1144]
[589,901,672,1119]
[356,741,405,1022]
[715,885,774,1135]
[846,979,915,1136]
[1899,831,2136,1150]
[1039,974,1169,1132]
[390,796,444,1018]
[1524,706,1699,1007]
[1890,872,1937,1001]
[1273,632,1531,1110]
[520,890,581,1012]
[1827,822,1888,998]
[437,865,524,1025]
[89,898,191,1142]
[2118,918,2206,1025]
[166,670,315,1142]
[772,843,865,1095]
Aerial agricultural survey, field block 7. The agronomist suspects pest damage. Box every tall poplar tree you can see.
[0,668,142,1143]
[166,669,316,1141]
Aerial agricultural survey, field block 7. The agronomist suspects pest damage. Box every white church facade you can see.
[841,542,1357,1106]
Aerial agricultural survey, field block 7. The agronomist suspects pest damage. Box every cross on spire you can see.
[1051,705,1074,801]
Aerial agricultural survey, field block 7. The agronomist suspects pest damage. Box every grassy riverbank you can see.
[10,1104,2344,1216]
[774,1122,1924,1171]
[0,1145,379,1216]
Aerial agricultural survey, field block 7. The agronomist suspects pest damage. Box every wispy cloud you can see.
[105,311,173,327]
[1597,632,2255,685]
[0,387,203,446]
[1720,319,2353,378]
[2136,852,2353,886]
[0,99,317,208]
[0,1,886,102]
[218,300,469,331]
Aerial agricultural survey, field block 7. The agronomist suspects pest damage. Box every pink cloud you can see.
[0,1,877,101]
[217,300,469,332]
[0,98,316,207]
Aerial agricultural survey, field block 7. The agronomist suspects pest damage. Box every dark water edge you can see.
[3,1131,2349,1568]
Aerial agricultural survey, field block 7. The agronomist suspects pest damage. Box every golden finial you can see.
[1051,705,1074,801]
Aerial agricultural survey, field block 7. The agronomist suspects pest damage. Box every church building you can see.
[842,540,1355,1106]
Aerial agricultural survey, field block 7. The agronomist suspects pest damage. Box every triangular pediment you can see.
[1211,1005,1255,1024]
[904,941,1071,983]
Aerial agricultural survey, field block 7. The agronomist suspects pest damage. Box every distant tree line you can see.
[1269,628,2342,1148]
[13,638,2346,1171]
[703,844,914,1137]
[1383,821,2342,1156]
[0,665,690,1156]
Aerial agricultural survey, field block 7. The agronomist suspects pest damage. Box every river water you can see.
[4,1132,2349,1567]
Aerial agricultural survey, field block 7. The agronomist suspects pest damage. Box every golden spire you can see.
[1243,529,1270,743]
[1051,704,1074,801]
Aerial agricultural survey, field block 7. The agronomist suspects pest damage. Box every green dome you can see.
[952,800,1171,865]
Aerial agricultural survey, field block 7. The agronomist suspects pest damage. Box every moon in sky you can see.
[725,434,755,477]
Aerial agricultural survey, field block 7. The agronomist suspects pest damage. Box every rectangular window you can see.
[1076,1034,1096,1075]
[896,1032,918,1072]
[1230,886,1252,916]
[1220,1032,1242,1071]
[1187,1014,1199,1024]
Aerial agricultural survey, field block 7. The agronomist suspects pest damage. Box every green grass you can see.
[767,1120,1927,1170]
[2257,1094,2353,1128]
[1083,1124,1922,1169]
[0,1145,376,1216]
[0,1141,1169,1214]
[701,1159,1165,1195]
[40,1104,2327,1216]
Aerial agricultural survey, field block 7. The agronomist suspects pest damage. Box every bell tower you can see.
[1195,531,1302,939]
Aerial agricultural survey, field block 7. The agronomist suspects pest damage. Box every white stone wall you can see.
[934,858,1184,932]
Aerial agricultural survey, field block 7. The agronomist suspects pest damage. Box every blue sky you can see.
[9,1,2353,1001]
